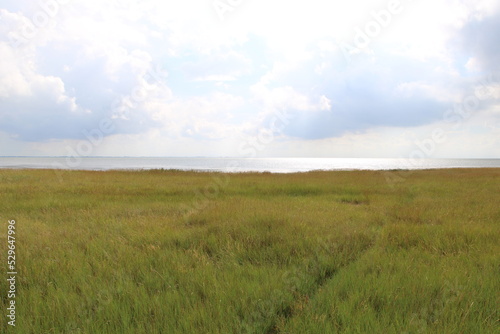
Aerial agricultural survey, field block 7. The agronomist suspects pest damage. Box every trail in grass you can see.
[264,239,378,334]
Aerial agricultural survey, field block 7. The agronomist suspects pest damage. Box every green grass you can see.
[0,168,498,333]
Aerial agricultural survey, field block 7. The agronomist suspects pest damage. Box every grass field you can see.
[0,168,499,333]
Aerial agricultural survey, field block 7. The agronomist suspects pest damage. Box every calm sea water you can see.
[0,157,499,173]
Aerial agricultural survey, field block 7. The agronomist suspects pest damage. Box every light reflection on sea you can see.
[1,157,499,173]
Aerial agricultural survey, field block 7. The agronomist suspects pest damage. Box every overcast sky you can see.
[1,0,499,157]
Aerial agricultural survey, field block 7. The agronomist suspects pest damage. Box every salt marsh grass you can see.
[0,168,498,333]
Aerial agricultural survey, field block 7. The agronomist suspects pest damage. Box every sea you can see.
[0,157,499,173]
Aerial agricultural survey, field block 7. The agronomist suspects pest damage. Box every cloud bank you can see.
[0,0,499,157]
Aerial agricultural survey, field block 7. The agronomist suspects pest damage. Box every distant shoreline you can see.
[1,157,499,173]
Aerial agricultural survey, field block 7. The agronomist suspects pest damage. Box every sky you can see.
[0,0,499,158]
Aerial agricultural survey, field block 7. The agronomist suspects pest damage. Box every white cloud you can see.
[319,95,331,111]
[0,0,499,157]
